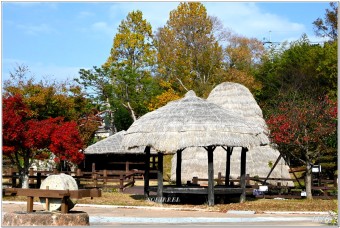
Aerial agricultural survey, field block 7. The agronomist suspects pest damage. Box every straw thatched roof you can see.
[171,82,293,186]
[121,90,269,154]
[207,82,268,134]
[84,130,154,155]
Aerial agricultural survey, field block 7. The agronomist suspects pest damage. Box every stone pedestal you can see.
[2,211,89,226]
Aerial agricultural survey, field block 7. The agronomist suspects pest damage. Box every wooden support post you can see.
[205,146,216,206]
[36,172,41,188]
[11,171,17,188]
[92,163,96,177]
[157,152,164,200]
[246,174,250,186]
[192,177,198,185]
[27,196,34,212]
[240,147,248,203]
[93,173,98,188]
[61,190,70,214]
[217,172,222,185]
[119,174,124,192]
[29,168,34,185]
[176,149,182,187]
[45,186,49,211]
[103,169,107,184]
[223,146,233,187]
[144,146,150,198]
[126,161,129,172]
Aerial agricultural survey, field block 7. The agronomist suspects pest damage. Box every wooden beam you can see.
[144,146,150,198]
[157,152,164,200]
[205,146,216,206]
[263,153,282,185]
[4,188,101,198]
[176,149,183,187]
[240,147,248,203]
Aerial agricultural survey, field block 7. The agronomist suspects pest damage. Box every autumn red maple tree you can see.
[2,94,85,188]
[267,95,337,199]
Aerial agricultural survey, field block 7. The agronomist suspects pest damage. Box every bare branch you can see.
[176,77,189,92]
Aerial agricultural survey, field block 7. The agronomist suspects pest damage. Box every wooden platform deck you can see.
[148,185,243,195]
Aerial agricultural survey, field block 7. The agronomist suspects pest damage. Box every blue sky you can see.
[2,1,331,83]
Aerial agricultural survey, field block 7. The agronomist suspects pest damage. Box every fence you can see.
[2,167,143,192]
[188,172,337,200]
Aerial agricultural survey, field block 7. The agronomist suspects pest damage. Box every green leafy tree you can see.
[256,34,338,192]
[256,35,337,112]
[78,11,158,127]
[107,10,157,121]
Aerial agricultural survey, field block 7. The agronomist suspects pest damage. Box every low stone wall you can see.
[2,211,89,226]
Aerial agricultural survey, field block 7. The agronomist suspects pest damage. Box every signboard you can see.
[312,165,321,173]
[259,186,268,192]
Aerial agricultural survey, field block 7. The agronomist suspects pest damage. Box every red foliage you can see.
[2,95,85,165]
[50,121,85,164]
[2,95,32,155]
[267,96,337,151]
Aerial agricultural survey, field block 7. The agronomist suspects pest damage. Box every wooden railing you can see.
[2,167,149,192]
[188,172,337,199]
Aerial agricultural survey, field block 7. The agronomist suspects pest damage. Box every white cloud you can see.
[16,23,57,36]
[91,21,115,36]
[106,2,308,43]
[204,2,306,42]
[77,11,95,19]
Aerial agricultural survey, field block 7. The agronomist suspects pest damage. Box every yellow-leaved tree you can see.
[155,2,226,98]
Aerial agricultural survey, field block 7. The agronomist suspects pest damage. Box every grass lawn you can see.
[3,190,337,213]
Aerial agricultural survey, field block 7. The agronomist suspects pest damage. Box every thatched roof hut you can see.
[122,90,269,205]
[122,90,269,153]
[171,82,293,186]
[207,82,268,134]
[83,130,156,171]
[84,130,152,154]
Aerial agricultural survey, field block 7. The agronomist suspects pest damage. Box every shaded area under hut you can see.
[122,90,269,205]
[171,82,293,187]
[83,130,157,175]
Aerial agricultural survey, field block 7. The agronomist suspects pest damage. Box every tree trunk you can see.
[20,172,29,189]
[126,102,137,122]
[305,163,313,199]
[19,155,30,189]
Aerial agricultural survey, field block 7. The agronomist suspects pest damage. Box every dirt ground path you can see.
[2,201,330,226]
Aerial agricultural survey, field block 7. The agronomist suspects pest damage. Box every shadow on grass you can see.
[129,193,258,205]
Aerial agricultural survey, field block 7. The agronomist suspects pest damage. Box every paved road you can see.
[2,201,331,226]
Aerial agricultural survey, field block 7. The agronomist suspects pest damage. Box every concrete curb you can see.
[2,201,330,215]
